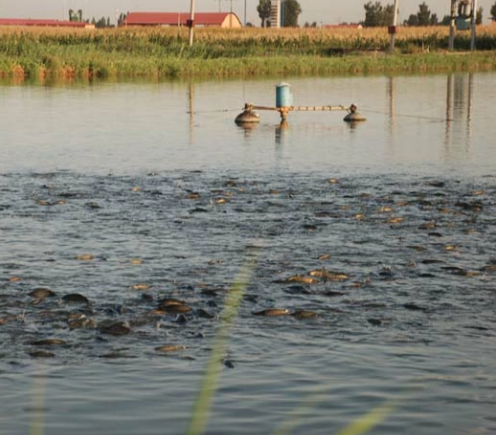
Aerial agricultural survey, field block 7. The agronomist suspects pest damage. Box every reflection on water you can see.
[1,74,496,435]
[236,121,259,139]
[275,119,289,145]
[386,73,476,148]
[188,82,195,145]
[1,73,495,176]
[444,73,474,152]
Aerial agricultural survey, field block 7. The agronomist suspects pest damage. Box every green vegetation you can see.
[187,251,259,435]
[406,2,440,26]
[363,1,395,27]
[283,0,303,27]
[1,27,496,82]
[257,0,271,28]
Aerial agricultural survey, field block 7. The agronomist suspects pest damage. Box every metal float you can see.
[235,82,366,125]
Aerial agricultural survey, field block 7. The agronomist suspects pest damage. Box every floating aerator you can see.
[343,104,366,123]
[235,104,260,125]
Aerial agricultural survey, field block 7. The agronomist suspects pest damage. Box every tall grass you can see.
[1,25,496,81]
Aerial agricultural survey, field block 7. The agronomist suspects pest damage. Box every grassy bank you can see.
[1,26,496,81]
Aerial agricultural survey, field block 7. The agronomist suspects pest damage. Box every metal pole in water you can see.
[389,0,400,52]
[188,0,196,47]
[470,0,477,51]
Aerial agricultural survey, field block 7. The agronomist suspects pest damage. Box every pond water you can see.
[1,74,496,435]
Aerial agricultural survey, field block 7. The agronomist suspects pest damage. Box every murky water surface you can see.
[1,75,496,435]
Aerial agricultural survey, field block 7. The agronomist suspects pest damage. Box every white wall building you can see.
[270,0,281,28]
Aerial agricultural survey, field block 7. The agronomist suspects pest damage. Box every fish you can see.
[62,293,89,305]
[99,322,131,336]
[253,308,290,317]
[286,275,319,285]
[131,284,151,291]
[31,339,66,346]
[155,345,186,353]
[387,217,404,224]
[156,304,192,315]
[378,206,393,213]
[29,288,56,299]
[291,310,318,319]
[158,298,187,308]
[186,192,201,200]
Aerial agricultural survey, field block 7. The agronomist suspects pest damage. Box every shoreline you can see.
[2,53,496,83]
[1,26,496,82]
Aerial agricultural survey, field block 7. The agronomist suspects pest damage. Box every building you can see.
[269,0,281,29]
[0,18,94,29]
[122,12,242,28]
[324,24,363,30]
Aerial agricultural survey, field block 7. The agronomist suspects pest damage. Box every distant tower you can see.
[270,0,281,28]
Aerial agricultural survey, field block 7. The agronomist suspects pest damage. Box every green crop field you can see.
[1,25,496,82]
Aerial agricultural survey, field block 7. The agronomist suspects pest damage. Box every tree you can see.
[117,12,128,26]
[93,16,111,28]
[406,14,419,26]
[491,1,496,19]
[476,7,483,24]
[382,4,395,25]
[363,2,383,26]
[257,0,271,27]
[405,3,438,26]
[417,2,432,26]
[363,2,394,27]
[303,21,317,28]
[283,0,302,27]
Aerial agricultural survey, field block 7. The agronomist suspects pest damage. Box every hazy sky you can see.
[1,1,494,25]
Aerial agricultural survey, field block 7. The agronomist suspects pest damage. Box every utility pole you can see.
[449,0,456,51]
[389,0,400,52]
[244,0,247,26]
[188,0,195,47]
[470,0,478,51]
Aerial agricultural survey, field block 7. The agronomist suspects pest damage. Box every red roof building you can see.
[0,18,94,28]
[122,12,242,28]
[324,24,363,30]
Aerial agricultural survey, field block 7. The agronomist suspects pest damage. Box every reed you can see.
[1,25,496,81]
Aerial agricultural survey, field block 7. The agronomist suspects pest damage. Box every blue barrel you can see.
[276,82,292,108]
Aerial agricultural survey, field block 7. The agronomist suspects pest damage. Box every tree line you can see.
[256,0,496,28]
[363,1,493,27]
[70,1,496,29]
[68,9,128,28]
